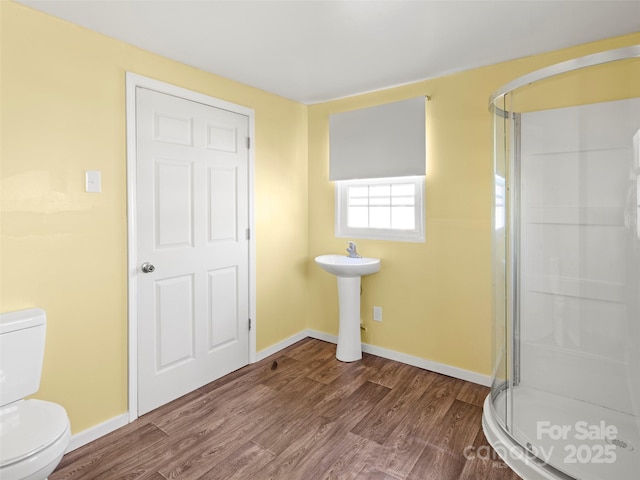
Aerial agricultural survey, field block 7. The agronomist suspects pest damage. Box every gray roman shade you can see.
[329,96,426,181]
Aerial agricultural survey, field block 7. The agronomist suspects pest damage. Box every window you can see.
[336,176,424,242]
[329,97,427,242]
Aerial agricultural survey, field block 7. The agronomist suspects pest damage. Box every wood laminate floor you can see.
[51,338,521,480]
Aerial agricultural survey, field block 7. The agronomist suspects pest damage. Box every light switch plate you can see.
[85,170,101,193]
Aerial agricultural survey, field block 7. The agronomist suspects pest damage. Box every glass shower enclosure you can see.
[483,46,640,480]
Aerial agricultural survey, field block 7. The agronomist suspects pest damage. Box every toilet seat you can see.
[0,399,70,469]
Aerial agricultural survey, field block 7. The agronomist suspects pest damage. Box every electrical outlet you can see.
[373,306,382,322]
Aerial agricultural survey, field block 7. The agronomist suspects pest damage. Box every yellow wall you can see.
[0,1,308,433]
[2,0,638,439]
[307,32,640,376]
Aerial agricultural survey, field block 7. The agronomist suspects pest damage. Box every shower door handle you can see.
[141,262,155,274]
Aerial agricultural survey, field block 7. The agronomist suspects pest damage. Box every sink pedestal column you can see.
[336,276,362,362]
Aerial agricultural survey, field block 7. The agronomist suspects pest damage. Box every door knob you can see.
[141,262,155,273]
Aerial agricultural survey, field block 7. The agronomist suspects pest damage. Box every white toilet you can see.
[0,308,71,480]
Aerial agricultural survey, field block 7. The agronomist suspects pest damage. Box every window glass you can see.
[336,176,425,242]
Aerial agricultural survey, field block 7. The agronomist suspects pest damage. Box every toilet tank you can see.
[0,308,46,406]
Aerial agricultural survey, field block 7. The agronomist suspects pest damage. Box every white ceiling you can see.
[17,0,640,104]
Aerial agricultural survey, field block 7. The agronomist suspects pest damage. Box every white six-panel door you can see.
[136,87,250,414]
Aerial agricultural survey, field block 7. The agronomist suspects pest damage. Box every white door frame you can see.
[125,72,257,422]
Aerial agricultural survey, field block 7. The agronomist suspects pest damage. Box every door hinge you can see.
[248,318,252,331]
[246,228,251,240]
[247,137,251,149]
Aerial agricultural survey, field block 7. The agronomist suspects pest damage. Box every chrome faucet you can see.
[346,241,361,258]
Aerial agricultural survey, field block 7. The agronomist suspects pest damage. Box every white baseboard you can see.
[255,330,309,362]
[67,412,129,452]
[306,329,492,387]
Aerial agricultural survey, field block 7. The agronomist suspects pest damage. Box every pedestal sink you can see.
[315,254,381,362]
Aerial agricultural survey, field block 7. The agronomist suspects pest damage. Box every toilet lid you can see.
[0,399,70,467]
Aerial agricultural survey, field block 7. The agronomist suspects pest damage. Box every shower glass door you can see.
[493,56,640,479]
[514,95,640,479]
[491,93,510,431]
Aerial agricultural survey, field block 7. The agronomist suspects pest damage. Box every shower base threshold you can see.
[483,387,639,480]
